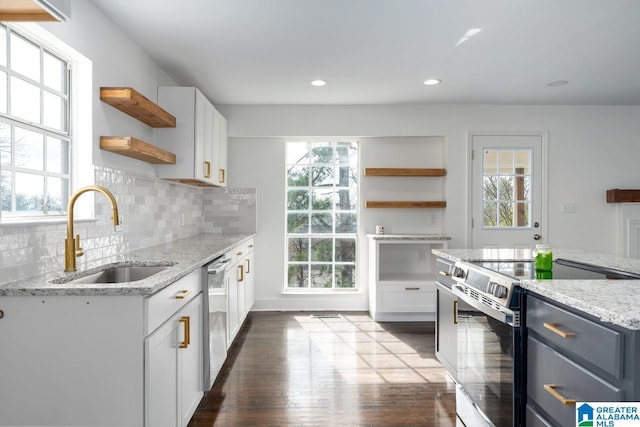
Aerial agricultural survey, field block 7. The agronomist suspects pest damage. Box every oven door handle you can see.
[451,285,518,327]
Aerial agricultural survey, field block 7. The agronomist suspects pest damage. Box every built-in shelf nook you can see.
[364,167,446,208]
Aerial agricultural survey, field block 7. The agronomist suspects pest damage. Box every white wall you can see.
[39,0,178,177]
[219,104,640,311]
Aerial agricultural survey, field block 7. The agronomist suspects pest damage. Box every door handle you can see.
[533,234,541,240]
[179,316,190,349]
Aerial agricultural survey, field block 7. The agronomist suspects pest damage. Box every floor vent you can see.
[309,314,342,319]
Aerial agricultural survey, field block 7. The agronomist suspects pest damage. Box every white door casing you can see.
[468,131,548,250]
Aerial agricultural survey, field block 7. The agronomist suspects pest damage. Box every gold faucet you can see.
[65,185,120,272]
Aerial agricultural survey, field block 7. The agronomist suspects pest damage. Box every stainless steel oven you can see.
[450,260,524,427]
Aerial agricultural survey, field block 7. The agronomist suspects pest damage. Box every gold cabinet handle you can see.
[238,265,244,282]
[405,287,420,290]
[438,271,451,277]
[453,300,458,324]
[175,289,191,300]
[237,251,243,256]
[219,168,225,183]
[248,244,254,249]
[204,161,211,178]
[179,316,190,349]
[544,384,575,405]
[543,322,576,338]
[245,258,251,274]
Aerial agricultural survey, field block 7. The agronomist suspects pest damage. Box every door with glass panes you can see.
[470,133,546,249]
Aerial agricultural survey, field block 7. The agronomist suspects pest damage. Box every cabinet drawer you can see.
[527,296,622,378]
[230,238,254,265]
[145,269,201,335]
[527,336,622,427]
[380,284,436,312]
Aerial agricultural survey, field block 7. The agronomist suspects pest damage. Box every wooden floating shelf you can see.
[100,87,176,128]
[100,136,176,164]
[364,168,446,177]
[607,189,640,203]
[365,201,447,208]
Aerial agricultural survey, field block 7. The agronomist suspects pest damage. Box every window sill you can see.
[281,289,362,296]
[0,216,98,228]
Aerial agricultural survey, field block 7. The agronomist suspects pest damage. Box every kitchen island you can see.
[432,247,640,427]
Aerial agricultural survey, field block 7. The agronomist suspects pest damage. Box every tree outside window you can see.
[286,141,358,289]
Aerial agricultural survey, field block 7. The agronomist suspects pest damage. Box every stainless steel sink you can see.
[70,266,169,284]
[53,264,174,284]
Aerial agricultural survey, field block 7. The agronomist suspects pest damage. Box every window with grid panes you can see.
[286,141,358,289]
[0,24,71,220]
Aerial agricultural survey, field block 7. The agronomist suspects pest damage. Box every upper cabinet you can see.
[156,87,228,187]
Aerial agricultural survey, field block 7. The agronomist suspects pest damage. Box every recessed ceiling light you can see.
[547,80,568,87]
[423,79,441,86]
[310,80,327,87]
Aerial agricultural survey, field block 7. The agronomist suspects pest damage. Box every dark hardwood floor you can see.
[188,312,459,426]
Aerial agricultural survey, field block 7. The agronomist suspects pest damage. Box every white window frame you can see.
[284,140,359,292]
[1,23,93,225]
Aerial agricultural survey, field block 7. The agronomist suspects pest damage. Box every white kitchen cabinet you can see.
[226,238,255,347]
[367,235,449,321]
[156,87,227,187]
[0,269,203,427]
[145,293,203,427]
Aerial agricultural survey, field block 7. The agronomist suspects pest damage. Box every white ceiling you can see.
[92,0,640,106]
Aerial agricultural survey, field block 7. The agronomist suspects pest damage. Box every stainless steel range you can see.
[448,260,524,427]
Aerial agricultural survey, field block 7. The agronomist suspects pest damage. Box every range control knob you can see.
[453,267,465,279]
[490,283,507,298]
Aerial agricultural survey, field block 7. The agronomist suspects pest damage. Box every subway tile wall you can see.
[0,166,256,284]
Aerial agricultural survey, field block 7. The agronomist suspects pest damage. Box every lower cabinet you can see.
[368,235,449,321]
[145,294,203,427]
[0,268,204,427]
[435,282,457,377]
[525,293,640,427]
[227,238,255,347]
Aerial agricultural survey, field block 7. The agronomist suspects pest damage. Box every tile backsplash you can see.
[0,166,256,283]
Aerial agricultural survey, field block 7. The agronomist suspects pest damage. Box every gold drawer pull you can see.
[179,316,190,349]
[543,322,576,338]
[453,300,458,325]
[544,384,575,405]
[237,251,243,256]
[238,265,244,282]
[175,289,191,300]
[405,287,420,290]
[245,259,251,274]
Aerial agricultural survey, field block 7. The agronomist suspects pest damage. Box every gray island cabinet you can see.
[525,292,640,427]
[431,248,640,427]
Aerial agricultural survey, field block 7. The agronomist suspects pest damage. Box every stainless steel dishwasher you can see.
[203,255,231,390]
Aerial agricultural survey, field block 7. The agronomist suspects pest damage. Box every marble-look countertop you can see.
[367,234,451,241]
[0,233,254,297]
[432,247,640,330]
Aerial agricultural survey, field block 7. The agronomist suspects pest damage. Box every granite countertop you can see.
[432,247,640,330]
[367,234,451,241]
[0,233,254,297]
